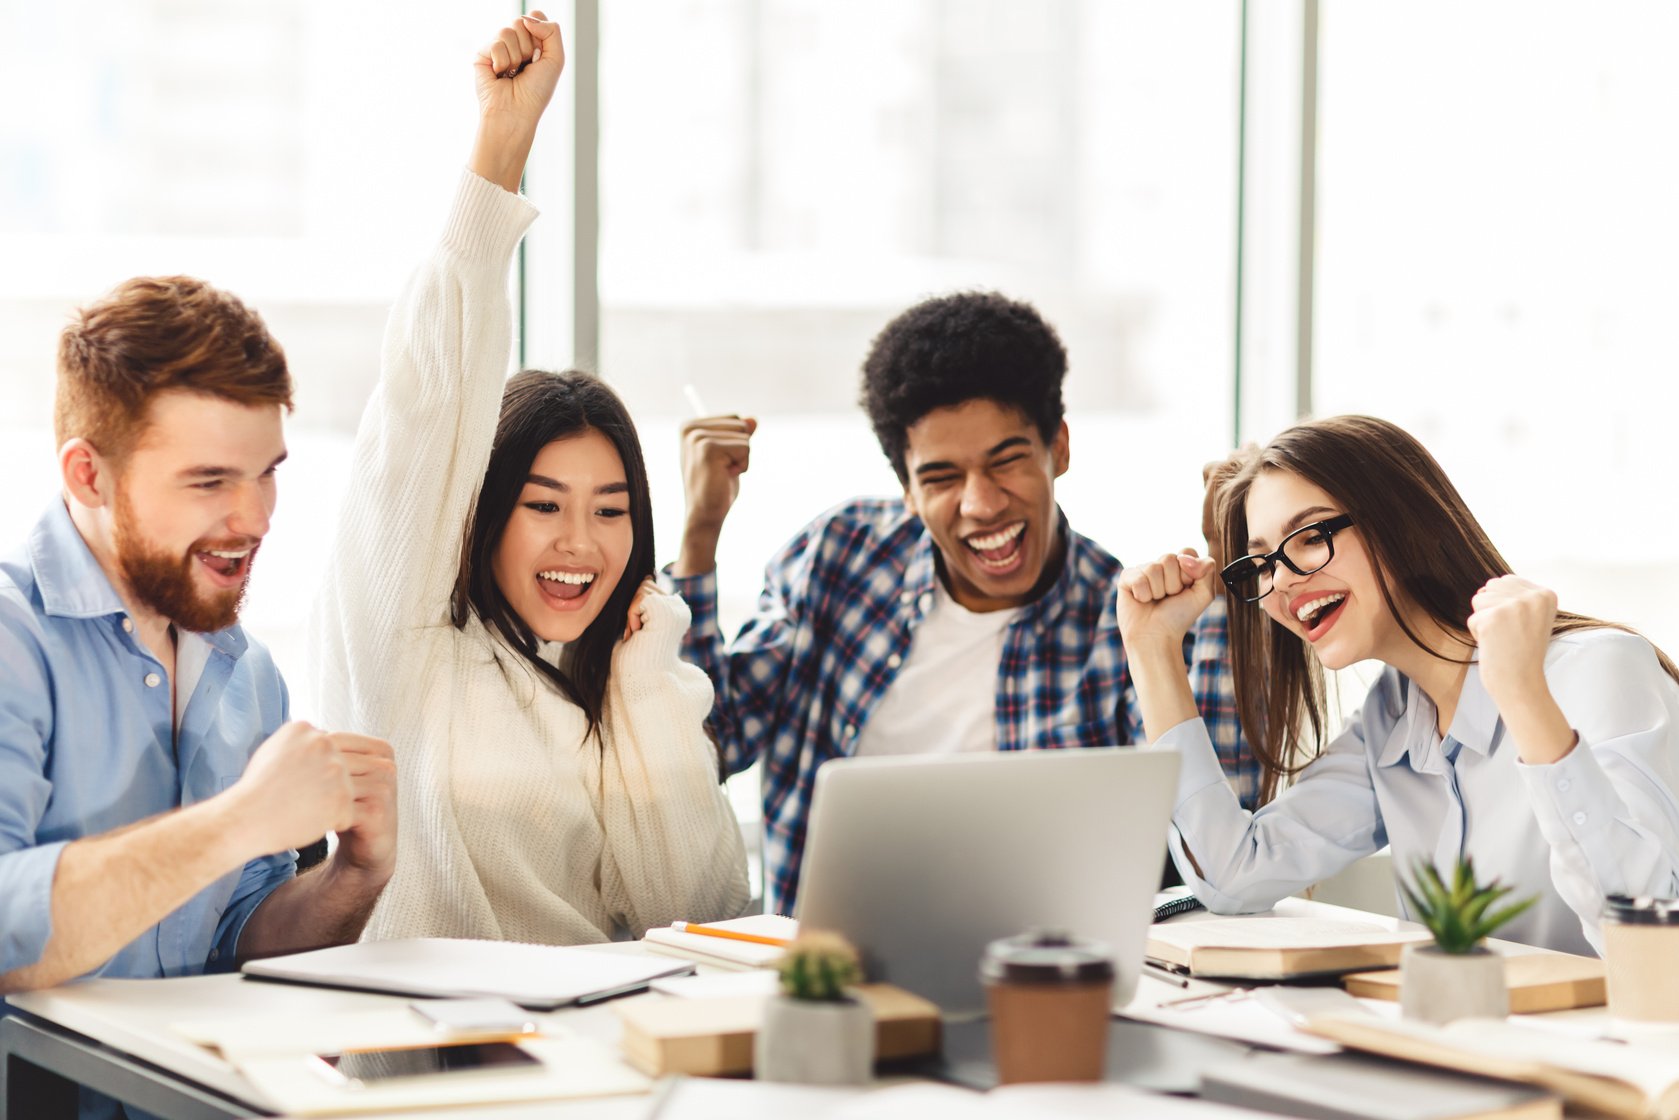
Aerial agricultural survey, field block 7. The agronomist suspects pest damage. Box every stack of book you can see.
[615,983,940,1077]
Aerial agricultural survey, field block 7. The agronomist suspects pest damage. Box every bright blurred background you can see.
[4,5,1677,884]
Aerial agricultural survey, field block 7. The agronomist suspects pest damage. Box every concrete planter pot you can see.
[1400,943,1508,1025]
[755,995,874,1085]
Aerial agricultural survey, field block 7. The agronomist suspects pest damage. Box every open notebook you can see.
[242,939,694,1009]
[1306,1013,1679,1120]
[641,915,798,971]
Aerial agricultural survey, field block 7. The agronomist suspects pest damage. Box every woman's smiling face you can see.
[491,429,633,643]
[1243,467,1404,671]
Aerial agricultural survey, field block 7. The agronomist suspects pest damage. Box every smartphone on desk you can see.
[308,1040,542,1089]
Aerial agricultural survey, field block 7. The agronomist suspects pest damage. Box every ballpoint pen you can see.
[1140,959,1192,989]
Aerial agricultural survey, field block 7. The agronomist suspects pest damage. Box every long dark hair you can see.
[450,369,655,745]
[1218,414,1679,803]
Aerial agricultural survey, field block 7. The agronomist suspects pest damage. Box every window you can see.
[596,2,1243,635]
[0,0,524,712]
[1314,3,1679,653]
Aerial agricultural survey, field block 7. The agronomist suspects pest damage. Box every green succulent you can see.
[775,931,863,1001]
[1400,857,1537,954]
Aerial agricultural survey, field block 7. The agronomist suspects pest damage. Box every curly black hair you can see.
[860,291,1067,482]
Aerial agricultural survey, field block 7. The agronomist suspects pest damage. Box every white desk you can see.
[0,899,1613,1120]
[2,973,648,1119]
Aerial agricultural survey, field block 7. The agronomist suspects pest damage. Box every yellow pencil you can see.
[670,921,792,948]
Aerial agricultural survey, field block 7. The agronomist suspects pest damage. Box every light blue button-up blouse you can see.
[1162,628,1679,955]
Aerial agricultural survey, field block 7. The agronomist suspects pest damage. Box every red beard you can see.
[113,490,254,634]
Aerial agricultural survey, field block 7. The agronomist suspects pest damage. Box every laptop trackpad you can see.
[921,1017,1251,1093]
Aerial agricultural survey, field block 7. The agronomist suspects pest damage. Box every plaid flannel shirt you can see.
[670,497,1256,914]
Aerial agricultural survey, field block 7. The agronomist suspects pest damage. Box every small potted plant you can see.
[754,930,873,1085]
[1398,856,1536,1024]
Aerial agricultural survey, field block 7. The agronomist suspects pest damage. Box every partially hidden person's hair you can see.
[861,291,1067,482]
[1217,414,1679,804]
[450,369,655,745]
[55,276,293,462]
[1202,446,1262,568]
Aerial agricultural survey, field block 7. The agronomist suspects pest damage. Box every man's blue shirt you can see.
[671,498,1256,914]
[0,501,294,981]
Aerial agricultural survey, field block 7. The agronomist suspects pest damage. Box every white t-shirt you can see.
[174,629,212,735]
[853,579,1021,757]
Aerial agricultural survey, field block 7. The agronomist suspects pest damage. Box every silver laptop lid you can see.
[793,748,1180,1015]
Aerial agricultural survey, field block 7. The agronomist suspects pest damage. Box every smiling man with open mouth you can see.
[671,291,1260,914]
[0,272,400,1120]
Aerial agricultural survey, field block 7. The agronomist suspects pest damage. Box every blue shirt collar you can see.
[27,499,249,658]
[1377,655,1502,768]
[905,529,940,601]
[29,499,127,620]
[1445,658,1503,756]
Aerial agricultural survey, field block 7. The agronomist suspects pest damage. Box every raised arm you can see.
[311,15,560,683]
[469,12,566,192]
[1474,580,1679,948]
[1115,548,1381,906]
[670,514,824,776]
[671,414,757,579]
[1115,549,1217,742]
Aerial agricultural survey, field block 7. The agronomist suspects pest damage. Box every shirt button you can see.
[121,617,134,633]
[886,654,903,669]
[1573,811,1588,825]
[208,949,219,962]
[1556,779,1571,792]
[144,673,162,688]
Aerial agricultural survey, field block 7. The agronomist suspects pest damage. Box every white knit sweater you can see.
[309,170,749,945]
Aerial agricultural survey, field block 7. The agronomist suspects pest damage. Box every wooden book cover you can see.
[1341,951,1606,1013]
[1305,1013,1679,1120]
[614,983,940,1077]
[1147,916,1430,979]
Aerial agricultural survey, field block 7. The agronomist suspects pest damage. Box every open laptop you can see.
[793,747,1180,1016]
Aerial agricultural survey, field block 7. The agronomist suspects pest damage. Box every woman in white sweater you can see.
[310,13,748,945]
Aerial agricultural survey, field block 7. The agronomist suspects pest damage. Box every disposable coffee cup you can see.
[980,930,1114,1085]
[1604,895,1679,1025]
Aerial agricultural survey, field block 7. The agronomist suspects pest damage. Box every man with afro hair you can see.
[669,292,1255,913]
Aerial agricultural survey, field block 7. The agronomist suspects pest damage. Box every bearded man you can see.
[0,277,397,1064]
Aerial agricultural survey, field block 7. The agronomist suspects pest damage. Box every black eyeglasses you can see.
[1219,514,1355,603]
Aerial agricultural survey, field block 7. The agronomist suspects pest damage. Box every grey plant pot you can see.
[754,994,874,1085]
[1399,943,1508,1025]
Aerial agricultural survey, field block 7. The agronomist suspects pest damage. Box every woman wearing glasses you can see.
[1117,415,1679,955]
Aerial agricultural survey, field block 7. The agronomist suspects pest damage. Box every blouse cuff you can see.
[1165,827,1270,915]
[1517,732,1620,855]
[1155,716,1232,807]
